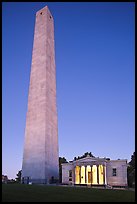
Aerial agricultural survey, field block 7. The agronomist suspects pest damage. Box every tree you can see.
[73,152,95,160]
[129,152,135,169]
[59,157,68,183]
[16,170,22,183]
[127,152,135,188]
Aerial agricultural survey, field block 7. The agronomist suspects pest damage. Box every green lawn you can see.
[2,184,135,202]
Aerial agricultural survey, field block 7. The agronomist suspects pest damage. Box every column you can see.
[75,166,80,184]
[104,165,107,185]
[73,167,75,185]
[91,165,93,185]
[97,165,99,184]
[85,166,87,184]
[103,165,105,184]
[79,166,81,184]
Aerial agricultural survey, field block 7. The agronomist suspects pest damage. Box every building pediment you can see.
[73,156,106,164]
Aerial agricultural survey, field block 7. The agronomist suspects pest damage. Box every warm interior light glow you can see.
[75,164,105,185]
[81,166,85,184]
[99,165,104,184]
[86,165,91,184]
[75,166,80,184]
[92,165,97,184]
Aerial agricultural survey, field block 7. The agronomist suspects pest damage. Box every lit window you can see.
[112,168,117,176]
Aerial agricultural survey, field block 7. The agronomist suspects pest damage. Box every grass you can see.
[2,184,135,202]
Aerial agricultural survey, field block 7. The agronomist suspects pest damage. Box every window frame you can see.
[112,168,117,176]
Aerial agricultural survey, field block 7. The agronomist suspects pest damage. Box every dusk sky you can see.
[2,2,135,179]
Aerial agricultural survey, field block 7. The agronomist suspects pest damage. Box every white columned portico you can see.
[74,160,106,185]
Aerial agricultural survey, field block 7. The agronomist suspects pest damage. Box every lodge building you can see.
[62,154,127,187]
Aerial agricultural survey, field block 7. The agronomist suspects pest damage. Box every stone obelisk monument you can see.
[22,6,59,184]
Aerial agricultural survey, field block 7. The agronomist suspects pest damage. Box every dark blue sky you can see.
[2,2,135,179]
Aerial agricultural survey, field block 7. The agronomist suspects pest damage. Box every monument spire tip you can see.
[36,5,52,16]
